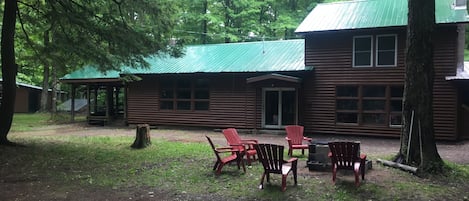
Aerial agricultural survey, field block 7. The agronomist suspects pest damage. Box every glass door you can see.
[263,88,297,128]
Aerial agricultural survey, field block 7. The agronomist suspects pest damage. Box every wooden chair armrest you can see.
[216,147,236,151]
[285,137,291,141]
[360,154,367,160]
[240,139,258,144]
[328,152,332,158]
[216,148,238,153]
[285,158,298,163]
[303,137,313,141]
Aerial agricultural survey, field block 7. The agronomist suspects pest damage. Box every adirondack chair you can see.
[285,125,313,156]
[222,128,258,165]
[206,136,246,175]
[327,141,367,187]
[254,143,298,192]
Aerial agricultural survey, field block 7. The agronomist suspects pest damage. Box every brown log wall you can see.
[126,74,258,129]
[303,27,459,140]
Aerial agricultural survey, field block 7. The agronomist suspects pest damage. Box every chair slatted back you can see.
[328,141,360,170]
[222,128,242,147]
[285,125,305,145]
[254,144,284,174]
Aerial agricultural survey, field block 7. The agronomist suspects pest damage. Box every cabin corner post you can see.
[70,84,76,122]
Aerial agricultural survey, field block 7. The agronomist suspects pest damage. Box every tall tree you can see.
[0,0,19,145]
[0,0,181,145]
[396,0,443,174]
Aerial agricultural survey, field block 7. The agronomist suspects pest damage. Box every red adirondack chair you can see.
[254,143,298,192]
[206,136,246,175]
[328,141,367,187]
[222,128,258,165]
[285,125,312,156]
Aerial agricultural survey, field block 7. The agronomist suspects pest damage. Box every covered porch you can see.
[61,78,126,125]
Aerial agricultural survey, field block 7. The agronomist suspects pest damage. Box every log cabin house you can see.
[61,0,469,140]
[0,79,64,113]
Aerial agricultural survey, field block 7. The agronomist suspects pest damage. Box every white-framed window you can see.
[376,34,397,67]
[353,36,373,67]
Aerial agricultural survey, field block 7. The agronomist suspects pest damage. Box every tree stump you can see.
[131,124,151,149]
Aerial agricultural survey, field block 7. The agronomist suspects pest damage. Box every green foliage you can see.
[13,0,182,89]
[465,49,469,61]
[174,0,324,44]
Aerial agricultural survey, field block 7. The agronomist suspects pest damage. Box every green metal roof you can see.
[61,39,309,80]
[295,0,469,33]
[61,67,120,80]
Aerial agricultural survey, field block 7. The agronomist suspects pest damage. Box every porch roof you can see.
[61,39,310,81]
[295,0,469,34]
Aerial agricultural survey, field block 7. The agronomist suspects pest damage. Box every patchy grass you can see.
[11,113,85,132]
[10,113,52,132]
[1,135,468,201]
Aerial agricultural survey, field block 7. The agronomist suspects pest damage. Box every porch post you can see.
[124,85,127,122]
[105,86,110,123]
[87,84,91,123]
[70,84,76,122]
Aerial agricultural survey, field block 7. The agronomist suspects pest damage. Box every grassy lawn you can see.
[2,114,469,200]
[10,113,85,132]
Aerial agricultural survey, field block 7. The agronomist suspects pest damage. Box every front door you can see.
[263,88,297,128]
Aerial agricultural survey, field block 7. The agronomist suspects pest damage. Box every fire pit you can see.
[307,140,373,172]
[307,140,331,171]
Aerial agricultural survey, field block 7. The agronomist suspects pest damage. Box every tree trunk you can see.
[131,124,151,149]
[201,0,208,44]
[51,63,58,113]
[0,0,18,145]
[396,0,443,175]
[40,31,50,112]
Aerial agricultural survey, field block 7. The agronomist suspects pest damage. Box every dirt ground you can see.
[14,123,469,164]
[3,123,469,201]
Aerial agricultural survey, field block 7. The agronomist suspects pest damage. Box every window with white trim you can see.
[376,35,397,66]
[353,36,373,67]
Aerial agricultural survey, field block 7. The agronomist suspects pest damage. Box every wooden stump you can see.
[131,124,151,149]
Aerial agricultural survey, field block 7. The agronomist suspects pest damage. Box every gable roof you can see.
[295,0,469,33]
[0,79,44,90]
[61,39,310,81]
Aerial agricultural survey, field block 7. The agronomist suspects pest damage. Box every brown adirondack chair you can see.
[254,143,298,192]
[206,136,246,175]
[222,128,258,165]
[327,141,367,187]
[285,125,312,156]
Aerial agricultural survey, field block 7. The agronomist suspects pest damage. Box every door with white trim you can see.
[263,88,297,128]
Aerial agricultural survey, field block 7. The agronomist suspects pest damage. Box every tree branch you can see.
[17,5,49,68]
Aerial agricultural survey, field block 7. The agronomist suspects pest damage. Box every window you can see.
[353,34,398,67]
[376,35,397,66]
[159,79,210,111]
[362,86,386,125]
[353,36,373,67]
[336,86,359,123]
[389,86,403,127]
[335,85,403,127]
